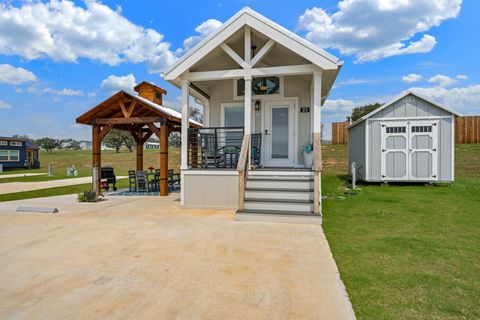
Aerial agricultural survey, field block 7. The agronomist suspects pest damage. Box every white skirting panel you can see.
[181,170,239,209]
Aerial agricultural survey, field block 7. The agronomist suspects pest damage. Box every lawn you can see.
[0,148,180,183]
[321,143,480,319]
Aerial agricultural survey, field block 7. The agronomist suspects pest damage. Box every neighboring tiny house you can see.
[348,91,460,183]
[0,137,40,170]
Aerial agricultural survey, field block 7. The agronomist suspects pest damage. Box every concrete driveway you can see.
[0,194,355,319]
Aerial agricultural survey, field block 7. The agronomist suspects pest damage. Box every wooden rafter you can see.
[93,117,162,125]
[98,124,113,141]
[146,123,161,137]
[126,100,137,118]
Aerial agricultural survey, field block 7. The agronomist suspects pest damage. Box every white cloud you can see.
[0,100,12,109]
[0,1,177,73]
[428,74,457,87]
[100,74,137,93]
[0,64,37,85]
[456,74,468,80]
[298,0,461,62]
[402,73,423,83]
[44,88,83,96]
[409,85,480,114]
[182,19,222,53]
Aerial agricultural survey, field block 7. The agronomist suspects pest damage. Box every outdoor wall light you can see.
[255,100,261,111]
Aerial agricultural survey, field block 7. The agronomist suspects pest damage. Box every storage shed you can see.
[348,91,461,183]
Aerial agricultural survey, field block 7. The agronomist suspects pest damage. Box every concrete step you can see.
[244,198,313,212]
[246,178,314,189]
[236,210,322,225]
[245,188,314,201]
[247,174,313,181]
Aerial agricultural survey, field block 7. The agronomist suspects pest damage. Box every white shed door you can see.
[381,122,409,180]
[381,121,438,181]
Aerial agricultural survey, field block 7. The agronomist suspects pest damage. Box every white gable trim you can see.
[348,91,462,129]
[163,7,341,81]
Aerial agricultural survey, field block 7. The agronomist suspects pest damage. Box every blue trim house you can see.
[0,137,40,170]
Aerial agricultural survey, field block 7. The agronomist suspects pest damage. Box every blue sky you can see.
[0,0,478,139]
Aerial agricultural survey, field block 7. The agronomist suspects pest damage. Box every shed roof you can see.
[76,90,202,128]
[348,91,462,129]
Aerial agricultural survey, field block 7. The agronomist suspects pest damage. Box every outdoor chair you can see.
[200,133,225,168]
[128,170,137,192]
[251,133,262,167]
[136,171,148,192]
[168,169,181,188]
[148,169,160,191]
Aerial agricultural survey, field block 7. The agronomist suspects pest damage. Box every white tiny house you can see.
[348,91,461,183]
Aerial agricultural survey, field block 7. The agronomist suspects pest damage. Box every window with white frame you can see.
[0,150,20,161]
[0,141,7,146]
[10,141,22,147]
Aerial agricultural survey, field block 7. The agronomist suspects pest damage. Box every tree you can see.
[63,139,81,150]
[348,103,383,122]
[189,107,203,124]
[12,134,33,142]
[35,137,60,153]
[103,130,136,153]
[169,132,181,147]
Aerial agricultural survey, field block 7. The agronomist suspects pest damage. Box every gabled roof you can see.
[134,81,167,94]
[163,7,343,81]
[348,90,462,129]
[76,90,202,127]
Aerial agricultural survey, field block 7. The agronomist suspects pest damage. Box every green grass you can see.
[321,143,480,319]
[0,148,180,183]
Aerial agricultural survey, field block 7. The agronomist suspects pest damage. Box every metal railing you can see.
[187,127,244,169]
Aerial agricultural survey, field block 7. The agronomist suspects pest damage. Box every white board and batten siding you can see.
[348,92,459,183]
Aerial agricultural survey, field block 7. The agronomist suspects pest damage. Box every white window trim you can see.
[220,102,255,129]
[0,141,7,146]
[0,150,20,162]
[10,141,22,147]
[233,76,284,101]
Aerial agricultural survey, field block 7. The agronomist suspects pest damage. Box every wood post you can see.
[92,125,102,194]
[136,129,143,171]
[160,123,169,196]
[190,133,198,168]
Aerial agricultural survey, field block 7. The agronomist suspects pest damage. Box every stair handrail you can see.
[313,132,322,214]
[237,133,251,210]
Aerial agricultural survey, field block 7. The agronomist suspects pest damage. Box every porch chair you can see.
[136,171,148,192]
[148,169,160,191]
[168,169,181,188]
[128,170,137,192]
[251,133,262,167]
[200,133,225,168]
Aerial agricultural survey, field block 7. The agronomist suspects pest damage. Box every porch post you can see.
[92,125,101,195]
[313,70,322,214]
[136,130,144,171]
[159,121,169,196]
[244,75,252,134]
[181,79,190,170]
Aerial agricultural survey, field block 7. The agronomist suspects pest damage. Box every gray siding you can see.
[370,95,450,119]
[348,121,365,179]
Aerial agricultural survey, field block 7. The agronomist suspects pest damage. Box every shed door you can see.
[409,121,438,181]
[381,122,409,180]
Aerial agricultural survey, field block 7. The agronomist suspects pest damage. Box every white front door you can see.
[264,100,295,167]
[381,120,438,181]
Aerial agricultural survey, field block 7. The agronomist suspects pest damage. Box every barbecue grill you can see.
[101,166,117,191]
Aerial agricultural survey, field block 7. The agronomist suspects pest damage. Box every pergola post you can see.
[160,122,169,196]
[92,125,102,195]
[136,129,144,171]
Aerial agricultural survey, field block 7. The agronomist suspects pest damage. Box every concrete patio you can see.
[0,194,355,319]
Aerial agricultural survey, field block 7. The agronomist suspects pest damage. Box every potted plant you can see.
[78,191,99,202]
[302,143,313,168]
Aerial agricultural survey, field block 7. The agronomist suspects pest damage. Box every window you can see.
[0,141,7,146]
[155,91,163,100]
[0,150,19,161]
[10,141,22,147]
[224,106,244,127]
[386,126,406,133]
[237,77,280,96]
[412,125,432,133]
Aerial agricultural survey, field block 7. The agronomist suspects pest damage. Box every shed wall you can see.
[348,121,365,179]
[0,140,27,169]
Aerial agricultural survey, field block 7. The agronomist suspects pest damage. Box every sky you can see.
[0,0,478,140]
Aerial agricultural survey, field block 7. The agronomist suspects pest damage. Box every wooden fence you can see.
[455,116,480,144]
[332,121,349,144]
[332,117,480,144]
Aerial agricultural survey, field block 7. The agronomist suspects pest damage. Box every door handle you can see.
[264,129,269,136]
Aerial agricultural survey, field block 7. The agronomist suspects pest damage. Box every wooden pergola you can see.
[76,82,201,196]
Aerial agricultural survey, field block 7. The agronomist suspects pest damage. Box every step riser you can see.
[245,191,313,201]
[244,201,312,212]
[247,175,313,181]
[246,180,313,189]
[236,212,322,225]
[249,171,312,176]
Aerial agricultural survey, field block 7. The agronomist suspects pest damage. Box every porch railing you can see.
[187,127,244,169]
